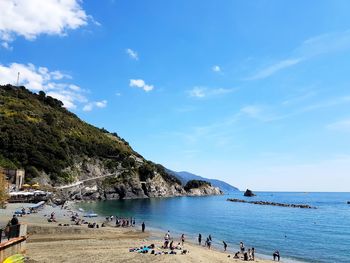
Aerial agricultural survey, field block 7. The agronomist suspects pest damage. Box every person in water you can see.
[273,251,280,261]
[223,241,227,251]
[198,233,202,245]
[141,222,145,232]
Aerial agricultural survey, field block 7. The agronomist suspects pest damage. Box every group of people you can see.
[231,241,255,261]
[161,231,186,250]
[198,233,214,249]
[197,234,281,262]
[115,217,135,227]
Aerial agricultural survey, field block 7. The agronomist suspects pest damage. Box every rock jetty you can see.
[243,189,256,197]
[227,198,316,209]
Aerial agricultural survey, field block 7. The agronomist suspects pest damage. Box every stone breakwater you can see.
[227,198,316,209]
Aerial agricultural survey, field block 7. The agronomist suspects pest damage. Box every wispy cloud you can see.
[248,58,302,80]
[247,29,350,80]
[0,62,106,110]
[212,65,221,73]
[327,119,350,132]
[188,86,235,99]
[129,79,154,92]
[126,48,139,60]
[0,0,90,48]
[83,100,107,112]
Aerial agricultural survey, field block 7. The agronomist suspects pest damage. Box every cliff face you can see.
[0,85,221,201]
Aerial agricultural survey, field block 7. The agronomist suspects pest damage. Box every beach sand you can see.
[0,203,275,263]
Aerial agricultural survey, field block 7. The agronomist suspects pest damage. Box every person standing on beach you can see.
[209,234,212,241]
[141,222,145,232]
[181,234,185,246]
[273,250,280,261]
[251,247,255,260]
[207,237,211,249]
[223,241,227,251]
[240,241,245,253]
[198,233,202,245]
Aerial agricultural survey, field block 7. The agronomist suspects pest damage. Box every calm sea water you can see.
[78,192,350,263]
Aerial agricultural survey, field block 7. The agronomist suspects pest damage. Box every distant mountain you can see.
[166,170,239,193]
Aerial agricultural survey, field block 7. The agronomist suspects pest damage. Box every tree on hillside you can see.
[0,171,9,208]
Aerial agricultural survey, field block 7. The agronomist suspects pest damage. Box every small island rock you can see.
[244,189,256,197]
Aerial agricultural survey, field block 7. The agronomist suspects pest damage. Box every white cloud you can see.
[188,87,205,98]
[248,58,302,80]
[126,48,138,60]
[0,0,89,47]
[188,86,235,98]
[240,105,262,118]
[0,62,105,110]
[129,79,154,92]
[327,119,350,132]
[212,65,221,72]
[83,100,107,112]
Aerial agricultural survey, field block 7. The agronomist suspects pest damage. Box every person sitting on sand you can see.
[223,241,227,251]
[273,251,280,261]
[234,252,240,259]
[162,240,169,249]
[243,252,249,261]
[198,233,202,245]
[175,243,182,250]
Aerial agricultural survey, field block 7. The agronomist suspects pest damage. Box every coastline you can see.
[0,202,278,263]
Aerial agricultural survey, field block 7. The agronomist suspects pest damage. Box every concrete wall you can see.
[0,224,27,262]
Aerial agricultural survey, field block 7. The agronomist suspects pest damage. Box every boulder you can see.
[244,189,256,197]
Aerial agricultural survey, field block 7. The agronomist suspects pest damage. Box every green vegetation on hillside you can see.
[184,180,211,191]
[0,85,180,185]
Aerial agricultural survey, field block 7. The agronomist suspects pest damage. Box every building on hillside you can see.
[3,169,25,191]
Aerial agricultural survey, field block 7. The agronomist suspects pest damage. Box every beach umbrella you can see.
[32,183,40,189]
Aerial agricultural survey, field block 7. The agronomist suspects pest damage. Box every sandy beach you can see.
[0,203,275,263]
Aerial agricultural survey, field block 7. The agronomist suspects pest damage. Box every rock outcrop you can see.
[244,189,256,197]
[187,186,223,196]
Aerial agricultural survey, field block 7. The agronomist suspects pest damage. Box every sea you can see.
[78,192,350,263]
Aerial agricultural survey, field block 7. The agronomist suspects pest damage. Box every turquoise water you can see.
[79,192,350,263]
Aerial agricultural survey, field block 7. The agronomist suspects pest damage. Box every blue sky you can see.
[1,0,350,191]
